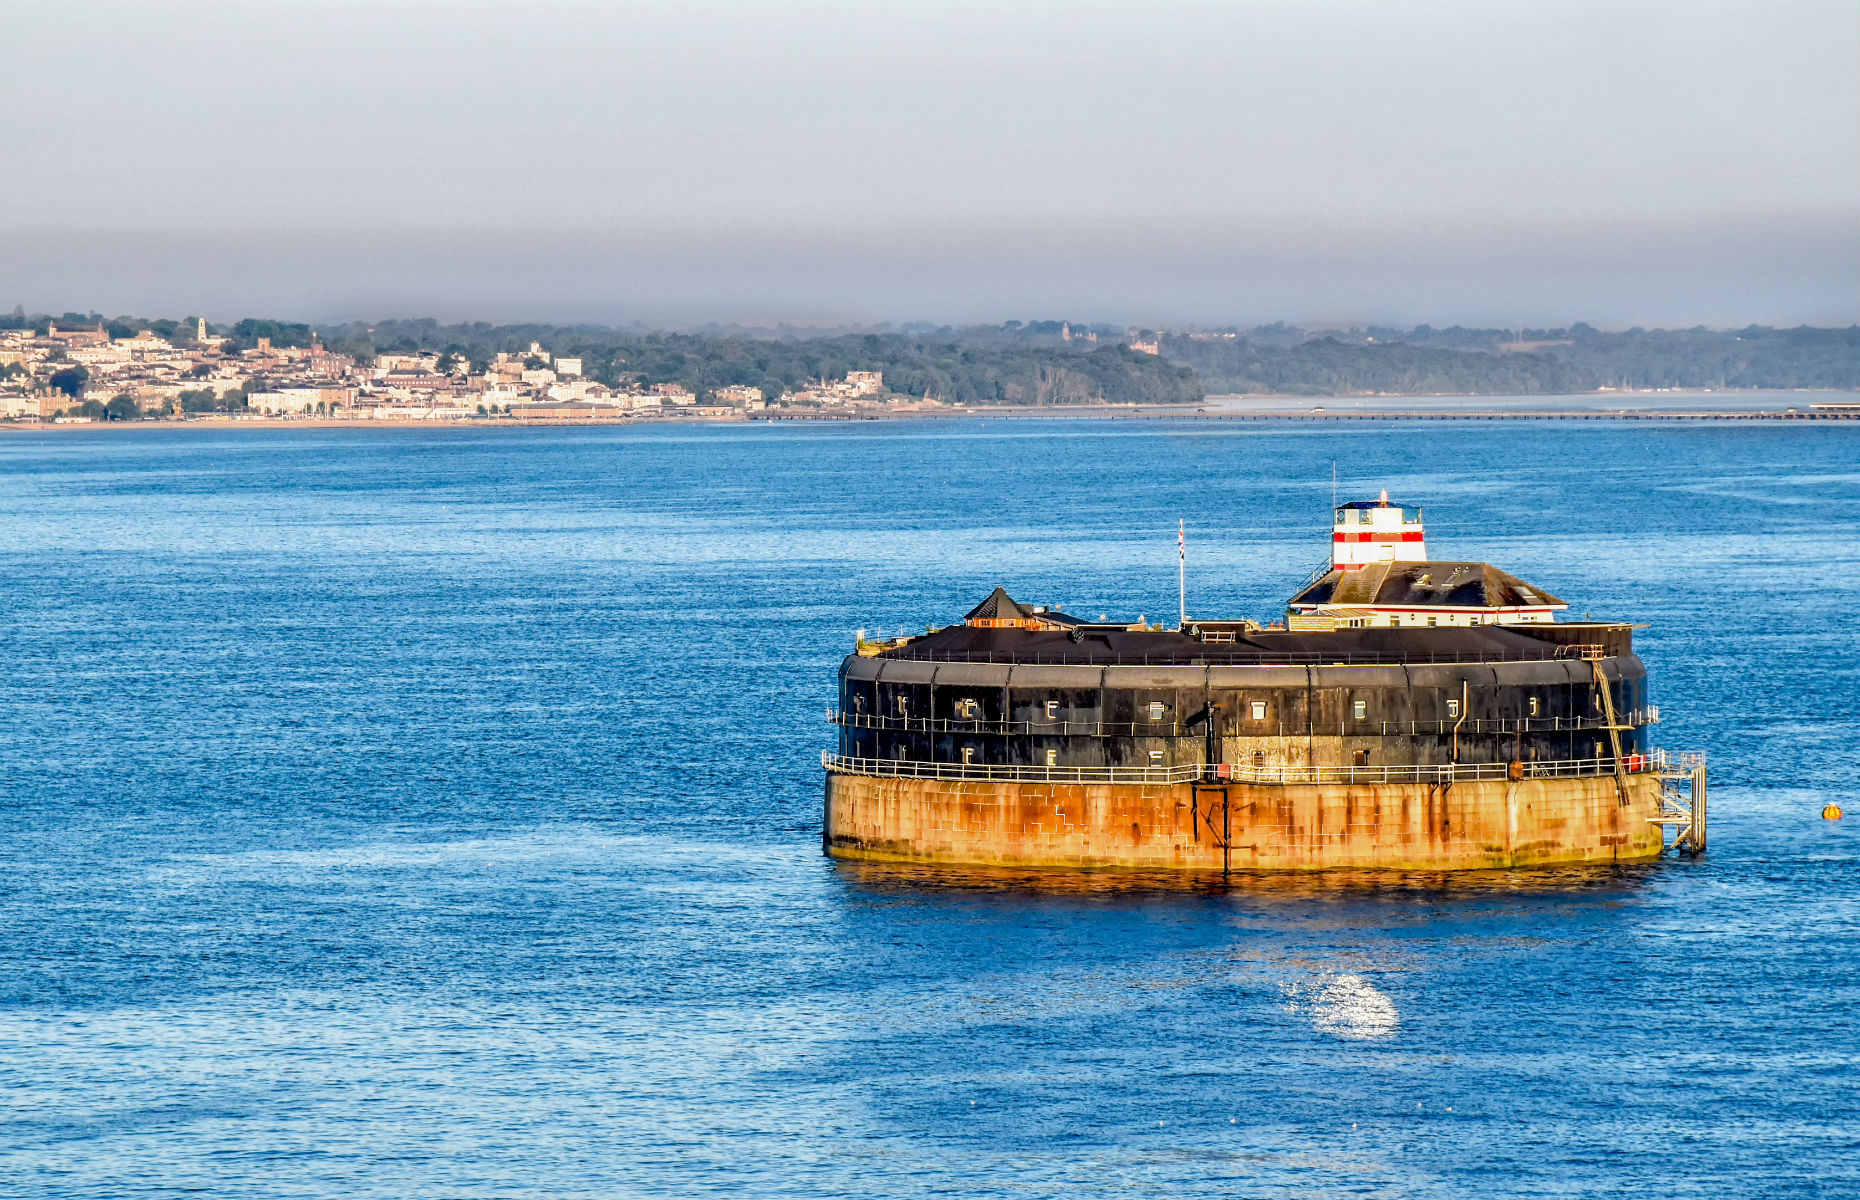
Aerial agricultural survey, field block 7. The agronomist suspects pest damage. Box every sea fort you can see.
[825,495,1706,871]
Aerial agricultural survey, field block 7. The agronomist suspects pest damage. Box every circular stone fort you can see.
[824,495,1705,872]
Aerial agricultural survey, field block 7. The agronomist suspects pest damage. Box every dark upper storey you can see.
[839,589,1652,767]
[875,620,1631,666]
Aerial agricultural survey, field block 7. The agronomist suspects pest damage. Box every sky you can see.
[2,0,1856,329]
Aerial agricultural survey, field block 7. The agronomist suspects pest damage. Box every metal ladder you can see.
[1191,784,1231,875]
[1587,651,1632,809]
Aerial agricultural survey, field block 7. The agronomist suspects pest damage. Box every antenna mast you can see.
[1178,519,1187,628]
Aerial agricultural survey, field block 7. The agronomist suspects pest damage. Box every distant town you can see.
[2,312,1854,424]
[0,320,914,424]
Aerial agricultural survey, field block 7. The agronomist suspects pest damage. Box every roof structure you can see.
[962,587,1089,629]
[1288,560,1564,611]
[963,587,1031,623]
[879,621,1584,665]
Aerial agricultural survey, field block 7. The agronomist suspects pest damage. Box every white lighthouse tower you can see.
[1332,489,1427,570]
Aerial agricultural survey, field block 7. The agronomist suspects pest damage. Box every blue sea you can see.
[2,419,1857,1198]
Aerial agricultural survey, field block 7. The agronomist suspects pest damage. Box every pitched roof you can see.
[1288,561,1565,610]
[964,586,1031,622]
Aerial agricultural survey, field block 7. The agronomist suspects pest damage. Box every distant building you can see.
[555,357,582,377]
[248,386,356,414]
[369,405,479,421]
[546,380,611,403]
[377,352,440,374]
[715,384,764,407]
[378,373,453,392]
[46,322,109,348]
[69,343,133,368]
[845,370,883,395]
[508,400,628,420]
[119,330,175,354]
[306,347,354,379]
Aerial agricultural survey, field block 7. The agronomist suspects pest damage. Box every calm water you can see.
[2,420,1857,1198]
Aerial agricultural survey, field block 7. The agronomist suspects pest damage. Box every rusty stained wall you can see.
[825,772,1665,871]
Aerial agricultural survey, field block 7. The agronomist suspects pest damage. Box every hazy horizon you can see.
[13,303,1858,340]
[4,1,1856,328]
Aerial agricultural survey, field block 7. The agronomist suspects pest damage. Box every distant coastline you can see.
[4,312,1855,427]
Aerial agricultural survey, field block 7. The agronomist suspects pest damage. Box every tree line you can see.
[1166,324,1859,395]
[10,310,1856,401]
[308,321,1204,406]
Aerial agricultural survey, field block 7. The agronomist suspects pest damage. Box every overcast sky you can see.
[2,0,1855,328]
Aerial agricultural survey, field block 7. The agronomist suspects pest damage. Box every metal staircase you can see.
[1649,752,1707,855]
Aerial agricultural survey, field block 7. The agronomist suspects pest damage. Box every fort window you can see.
[1250,701,1267,720]
[1353,699,1368,720]
[1147,702,1166,721]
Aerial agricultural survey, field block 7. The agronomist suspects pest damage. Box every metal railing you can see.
[1289,560,1334,595]
[828,709,1183,738]
[823,749,1680,787]
[828,708,1657,737]
[823,752,1207,785]
[870,647,1584,666]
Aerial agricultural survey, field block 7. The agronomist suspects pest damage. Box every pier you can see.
[1144,407,1860,422]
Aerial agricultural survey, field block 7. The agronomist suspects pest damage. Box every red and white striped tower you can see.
[1332,489,1428,570]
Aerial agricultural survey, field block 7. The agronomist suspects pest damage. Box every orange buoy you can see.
[1823,804,1844,820]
